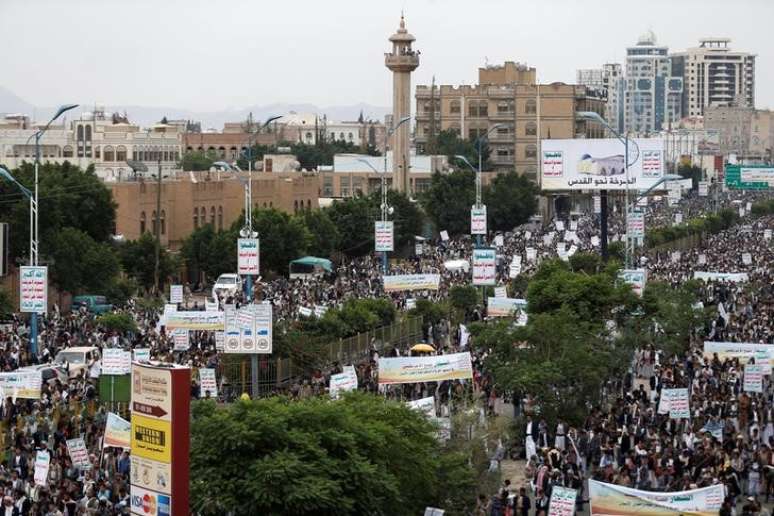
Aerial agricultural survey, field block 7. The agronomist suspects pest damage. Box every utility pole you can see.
[154,157,162,294]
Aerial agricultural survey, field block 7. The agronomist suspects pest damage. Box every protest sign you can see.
[548,485,577,516]
[0,372,42,399]
[440,230,449,241]
[237,238,260,275]
[742,253,752,265]
[163,310,224,331]
[693,271,748,283]
[34,450,50,487]
[744,364,765,393]
[298,306,313,318]
[133,348,151,362]
[329,369,358,399]
[494,286,507,298]
[470,207,486,235]
[20,266,47,313]
[526,247,537,261]
[375,221,394,252]
[487,297,527,318]
[472,248,496,286]
[407,396,436,418]
[199,368,218,398]
[169,285,183,304]
[104,413,131,448]
[378,352,473,385]
[383,274,441,292]
[659,388,690,419]
[102,349,131,375]
[172,329,190,351]
[494,234,504,247]
[703,341,774,368]
[66,438,91,470]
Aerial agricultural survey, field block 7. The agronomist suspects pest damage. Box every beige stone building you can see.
[110,171,320,250]
[415,62,606,182]
[704,105,773,162]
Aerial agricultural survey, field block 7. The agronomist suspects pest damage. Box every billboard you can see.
[471,248,496,286]
[470,207,487,235]
[378,352,473,385]
[223,303,273,354]
[237,238,260,275]
[541,138,664,191]
[725,165,774,190]
[374,221,394,252]
[20,266,47,313]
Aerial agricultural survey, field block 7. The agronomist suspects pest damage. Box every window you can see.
[526,144,537,159]
[340,176,350,197]
[525,122,537,136]
[95,147,101,159]
[218,206,223,230]
[116,146,127,162]
[307,199,311,211]
[103,146,114,162]
[323,175,334,196]
[294,200,299,213]
[353,176,364,195]
[85,125,92,141]
[468,100,487,117]
[525,99,537,114]
[77,125,84,142]
[62,146,74,158]
[210,207,215,225]
[348,132,353,141]
[151,211,157,235]
[140,212,146,234]
[450,100,461,114]
[305,132,313,142]
[468,128,485,141]
[160,210,166,235]
[340,132,345,140]
[497,101,514,114]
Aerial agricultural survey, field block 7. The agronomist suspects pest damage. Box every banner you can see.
[541,138,664,191]
[487,297,527,318]
[494,286,507,298]
[375,221,394,252]
[383,274,441,292]
[172,328,190,351]
[744,364,765,393]
[589,480,723,515]
[163,310,224,331]
[199,368,218,398]
[440,230,449,241]
[472,248,496,286]
[66,438,91,470]
[237,238,260,275]
[169,284,183,304]
[548,486,577,516]
[526,247,537,262]
[224,303,273,354]
[627,211,645,239]
[0,372,42,399]
[742,253,752,265]
[329,369,358,399]
[407,396,436,418]
[20,266,47,313]
[298,306,313,318]
[471,206,487,235]
[693,271,748,283]
[133,348,151,362]
[102,349,132,375]
[104,412,131,449]
[33,450,49,487]
[698,181,709,196]
[378,352,473,385]
[619,269,647,297]
[703,341,774,368]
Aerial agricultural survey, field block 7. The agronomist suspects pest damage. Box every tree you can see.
[0,162,116,264]
[421,169,475,236]
[434,129,490,170]
[302,209,341,258]
[190,393,468,516]
[179,150,219,171]
[381,190,425,250]
[251,209,310,275]
[118,232,176,292]
[449,285,480,316]
[49,228,120,295]
[678,163,702,190]
[325,196,376,257]
[482,171,538,232]
[96,312,138,334]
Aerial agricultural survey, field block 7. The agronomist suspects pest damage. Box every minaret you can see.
[385,15,419,194]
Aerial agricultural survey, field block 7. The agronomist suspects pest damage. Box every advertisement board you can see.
[470,206,487,235]
[130,485,172,516]
[378,352,473,385]
[589,480,723,515]
[237,238,260,275]
[223,303,272,354]
[472,248,496,286]
[20,266,47,313]
[374,221,394,252]
[725,164,774,190]
[541,138,664,191]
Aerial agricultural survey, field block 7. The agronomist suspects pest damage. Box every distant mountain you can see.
[0,86,390,129]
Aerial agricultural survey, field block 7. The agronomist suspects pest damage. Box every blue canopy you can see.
[289,256,333,272]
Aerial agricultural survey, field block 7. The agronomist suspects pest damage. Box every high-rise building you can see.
[385,15,419,194]
[415,62,606,182]
[577,63,624,133]
[670,38,755,117]
[624,31,683,135]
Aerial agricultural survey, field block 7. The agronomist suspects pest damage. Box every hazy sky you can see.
[3,0,773,110]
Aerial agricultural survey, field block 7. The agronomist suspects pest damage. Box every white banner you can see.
[703,342,773,369]
[407,396,436,418]
[237,238,260,275]
[375,221,394,252]
[541,138,664,191]
[378,352,473,385]
[472,248,496,286]
[20,266,47,313]
[169,284,183,304]
[133,348,151,362]
[172,328,190,351]
[494,234,504,247]
[383,274,441,292]
[199,368,218,398]
[526,247,537,262]
[698,181,709,196]
[494,286,507,298]
[33,450,50,487]
[224,303,273,354]
[102,349,131,375]
[765,229,772,240]
[589,480,723,515]
[329,369,358,399]
[440,230,449,241]
[744,364,765,393]
[548,485,577,516]
[66,438,91,470]
[658,388,690,419]
[742,253,752,265]
[693,271,748,283]
[487,297,527,318]
[470,206,487,235]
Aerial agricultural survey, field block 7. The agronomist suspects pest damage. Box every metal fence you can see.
[218,316,423,399]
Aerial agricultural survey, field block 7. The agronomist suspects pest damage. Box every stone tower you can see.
[385,15,419,194]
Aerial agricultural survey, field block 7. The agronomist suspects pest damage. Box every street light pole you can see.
[27,104,78,357]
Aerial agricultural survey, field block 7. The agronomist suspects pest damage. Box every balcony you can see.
[490,111,515,121]
[385,53,419,72]
[487,86,515,98]
[492,155,515,165]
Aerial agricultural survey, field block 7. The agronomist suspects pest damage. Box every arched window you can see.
[525,99,537,114]
[218,146,226,158]
[62,146,74,158]
[77,125,84,141]
[140,212,146,234]
[526,144,537,159]
[348,132,353,141]
[160,210,166,235]
[525,122,537,136]
[116,145,127,162]
[305,132,313,142]
[307,199,311,211]
[294,200,298,213]
[450,99,461,114]
[339,132,345,140]
[218,206,223,230]
[103,146,114,162]
[210,207,215,225]
[193,208,199,228]
[229,147,237,160]
[85,125,92,141]
[151,211,158,235]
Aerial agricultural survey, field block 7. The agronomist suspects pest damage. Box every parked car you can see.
[17,364,69,387]
[71,295,113,314]
[212,274,242,300]
[54,346,100,378]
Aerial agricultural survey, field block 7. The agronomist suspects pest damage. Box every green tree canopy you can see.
[179,150,219,171]
[433,129,490,170]
[117,232,176,292]
[251,208,310,275]
[421,169,475,236]
[325,195,376,257]
[190,393,465,516]
[49,228,120,295]
[302,209,341,258]
[482,171,538,232]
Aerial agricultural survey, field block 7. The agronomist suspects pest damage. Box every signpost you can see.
[237,238,260,275]
[470,206,487,235]
[374,221,394,252]
[130,362,190,516]
[20,266,47,313]
[725,165,774,190]
[472,248,496,286]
